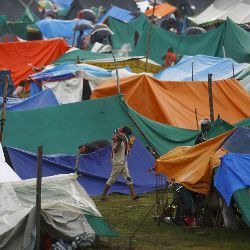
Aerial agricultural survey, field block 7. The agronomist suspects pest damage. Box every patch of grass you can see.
[92,192,250,250]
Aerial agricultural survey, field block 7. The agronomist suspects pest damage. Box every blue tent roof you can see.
[214,153,250,206]
[154,55,249,81]
[98,6,135,23]
[52,0,73,10]
[0,70,14,97]
[7,138,156,195]
[4,89,59,111]
[36,19,92,45]
[31,62,112,82]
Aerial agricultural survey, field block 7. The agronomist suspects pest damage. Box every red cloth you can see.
[165,51,177,67]
[0,38,68,87]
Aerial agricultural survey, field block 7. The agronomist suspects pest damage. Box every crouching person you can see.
[100,126,142,201]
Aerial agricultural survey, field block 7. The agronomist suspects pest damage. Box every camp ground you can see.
[0,0,250,249]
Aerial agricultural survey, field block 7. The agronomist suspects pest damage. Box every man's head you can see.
[168,47,173,53]
[122,126,132,137]
[200,118,211,132]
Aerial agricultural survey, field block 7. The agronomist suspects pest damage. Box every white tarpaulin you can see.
[189,0,250,25]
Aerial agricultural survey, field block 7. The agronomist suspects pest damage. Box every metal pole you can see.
[0,73,9,143]
[111,47,120,94]
[232,63,235,78]
[75,149,80,175]
[192,61,194,81]
[208,73,214,122]
[36,145,43,250]
[195,108,199,130]
[145,0,157,72]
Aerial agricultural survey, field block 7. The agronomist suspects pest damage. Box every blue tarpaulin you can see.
[7,139,156,195]
[0,70,14,97]
[52,0,73,10]
[36,19,93,45]
[98,6,135,23]
[4,89,59,111]
[214,153,250,206]
[154,55,249,81]
[31,63,112,83]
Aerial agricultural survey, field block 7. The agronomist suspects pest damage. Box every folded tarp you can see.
[36,19,93,45]
[5,89,59,111]
[0,70,14,97]
[7,138,156,195]
[98,6,135,23]
[155,55,249,81]
[109,15,250,64]
[91,75,250,129]
[189,0,250,25]
[0,39,68,86]
[145,3,176,18]
[214,153,250,206]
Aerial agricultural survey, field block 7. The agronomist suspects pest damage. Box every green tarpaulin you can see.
[53,49,112,65]
[109,15,250,64]
[3,95,240,156]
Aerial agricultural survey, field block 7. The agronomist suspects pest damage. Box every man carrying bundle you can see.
[100,126,142,201]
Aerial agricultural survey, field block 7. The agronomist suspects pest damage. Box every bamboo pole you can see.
[0,73,9,143]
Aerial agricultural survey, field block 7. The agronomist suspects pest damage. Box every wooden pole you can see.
[192,61,194,81]
[0,73,9,143]
[75,149,80,175]
[232,63,235,78]
[208,74,214,122]
[145,0,157,72]
[111,47,121,94]
[36,145,43,250]
[195,108,199,130]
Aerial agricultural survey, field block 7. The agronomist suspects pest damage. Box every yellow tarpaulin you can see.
[155,130,234,194]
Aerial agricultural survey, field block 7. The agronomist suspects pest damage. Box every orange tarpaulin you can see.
[155,130,234,194]
[0,38,68,86]
[91,75,250,129]
[145,4,176,18]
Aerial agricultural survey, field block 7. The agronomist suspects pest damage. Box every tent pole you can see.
[208,73,214,122]
[111,47,120,94]
[0,72,9,143]
[232,63,235,78]
[145,0,157,72]
[195,108,199,130]
[192,61,194,81]
[35,145,43,250]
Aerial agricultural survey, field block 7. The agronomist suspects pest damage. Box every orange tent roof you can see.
[145,3,176,18]
[91,74,250,129]
[155,130,234,194]
[0,38,68,86]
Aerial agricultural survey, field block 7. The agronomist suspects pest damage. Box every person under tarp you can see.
[78,139,110,154]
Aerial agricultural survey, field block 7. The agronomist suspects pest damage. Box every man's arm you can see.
[113,139,122,153]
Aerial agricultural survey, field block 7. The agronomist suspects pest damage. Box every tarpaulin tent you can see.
[98,6,135,23]
[0,39,68,86]
[91,75,250,129]
[155,130,234,194]
[66,0,138,20]
[30,63,134,103]
[0,70,15,97]
[3,95,201,156]
[0,174,116,249]
[109,15,250,64]
[36,18,93,45]
[155,55,249,82]
[5,89,60,111]
[7,138,155,195]
[145,3,176,18]
[189,0,250,25]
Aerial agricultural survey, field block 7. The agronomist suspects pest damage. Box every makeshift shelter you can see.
[189,0,250,25]
[145,3,176,19]
[0,70,15,97]
[0,174,116,249]
[0,39,68,86]
[155,55,249,82]
[36,18,93,45]
[91,75,250,129]
[109,15,250,64]
[7,139,155,195]
[3,89,60,111]
[66,0,138,20]
[29,63,134,103]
